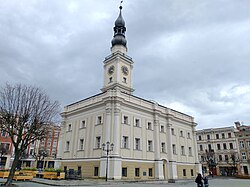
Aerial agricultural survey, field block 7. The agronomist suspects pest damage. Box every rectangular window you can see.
[219,155,222,161]
[188,147,192,156]
[148,140,153,151]
[135,168,140,177]
[68,124,72,131]
[172,144,176,154]
[247,141,250,148]
[1,132,6,137]
[222,133,225,139]
[180,130,183,137]
[97,116,102,124]
[147,122,152,130]
[183,169,186,176]
[160,125,164,132]
[123,77,127,83]
[191,169,194,176]
[123,116,128,124]
[96,136,101,149]
[79,139,84,150]
[229,143,233,149]
[135,138,140,150]
[208,144,212,151]
[240,141,244,148]
[217,144,221,150]
[198,135,202,140]
[65,141,70,151]
[135,119,140,127]
[122,167,127,177]
[148,168,153,177]
[181,146,185,155]
[216,134,219,139]
[223,143,227,150]
[228,133,231,138]
[122,136,128,148]
[80,120,86,128]
[94,167,99,176]
[225,155,228,161]
[200,145,203,151]
[242,152,246,160]
[77,166,82,176]
[171,128,175,135]
[161,142,166,152]
[207,134,210,140]
[1,143,10,151]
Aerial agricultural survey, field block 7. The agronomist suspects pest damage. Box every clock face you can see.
[121,66,129,75]
[108,65,114,75]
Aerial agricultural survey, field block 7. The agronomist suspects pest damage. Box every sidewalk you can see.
[0,177,192,186]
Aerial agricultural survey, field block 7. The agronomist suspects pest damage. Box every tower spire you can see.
[111,4,127,50]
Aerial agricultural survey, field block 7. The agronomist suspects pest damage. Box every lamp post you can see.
[102,141,114,181]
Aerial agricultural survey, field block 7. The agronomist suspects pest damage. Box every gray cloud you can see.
[1,0,250,129]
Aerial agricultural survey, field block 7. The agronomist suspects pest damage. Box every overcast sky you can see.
[1,0,250,129]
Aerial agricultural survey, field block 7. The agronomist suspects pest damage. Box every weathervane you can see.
[120,0,123,6]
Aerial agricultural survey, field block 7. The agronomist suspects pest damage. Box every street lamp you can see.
[102,141,114,181]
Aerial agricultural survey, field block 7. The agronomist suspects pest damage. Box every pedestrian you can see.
[203,174,209,187]
[195,173,203,187]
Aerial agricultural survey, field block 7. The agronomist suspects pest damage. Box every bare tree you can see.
[0,83,59,186]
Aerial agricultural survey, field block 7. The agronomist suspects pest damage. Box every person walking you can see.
[203,174,209,187]
[195,173,203,187]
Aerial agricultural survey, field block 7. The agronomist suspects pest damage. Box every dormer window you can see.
[68,124,72,131]
[123,77,127,83]
[109,77,113,83]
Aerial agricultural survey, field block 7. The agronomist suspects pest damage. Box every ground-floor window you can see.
[183,169,186,176]
[94,167,99,176]
[122,167,127,177]
[135,168,140,177]
[78,166,82,176]
[148,168,153,177]
[191,169,194,176]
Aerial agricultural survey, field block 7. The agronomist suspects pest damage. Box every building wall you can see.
[59,90,200,180]
[235,122,250,175]
[197,126,240,176]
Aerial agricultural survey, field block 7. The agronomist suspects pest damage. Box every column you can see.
[100,104,112,178]
[153,107,164,179]
[167,119,177,182]
[105,104,112,143]
[110,103,122,179]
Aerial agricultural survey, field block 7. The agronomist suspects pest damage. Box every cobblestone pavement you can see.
[1,177,250,187]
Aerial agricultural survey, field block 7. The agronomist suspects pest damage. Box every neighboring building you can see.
[58,6,201,181]
[0,131,13,169]
[196,126,239,176]
[20,125,61,169]
[235,121,250,175]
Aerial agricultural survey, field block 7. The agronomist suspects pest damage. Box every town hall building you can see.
[58,6,201,181]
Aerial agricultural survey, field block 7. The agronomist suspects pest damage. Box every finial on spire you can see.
[111,0,127,48]
[119,0,123,10]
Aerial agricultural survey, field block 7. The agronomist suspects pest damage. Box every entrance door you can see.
[243,166,249,175]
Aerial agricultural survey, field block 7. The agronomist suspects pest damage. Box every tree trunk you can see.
[4,152,20,186]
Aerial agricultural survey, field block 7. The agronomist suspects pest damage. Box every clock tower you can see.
[102,6,134,94]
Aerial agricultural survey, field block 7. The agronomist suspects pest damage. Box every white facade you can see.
[58,6,200,181]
